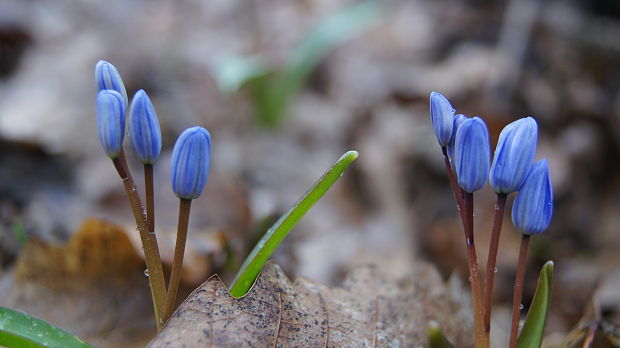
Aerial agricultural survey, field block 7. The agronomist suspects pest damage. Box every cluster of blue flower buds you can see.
[95,60,211,200]
[430,91,553,235]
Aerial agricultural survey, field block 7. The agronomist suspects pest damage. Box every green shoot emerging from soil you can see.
[229,150,358,298]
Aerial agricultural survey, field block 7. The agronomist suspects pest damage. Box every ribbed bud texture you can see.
[448,113,468,160]
[454,117,491,193]
[129,90,162,165]
[430,91,455,147]
[170,127,211,200]
[490,117,538,194]
[95,60,128,108]
[96,90,126,159]
[512,159,553,235]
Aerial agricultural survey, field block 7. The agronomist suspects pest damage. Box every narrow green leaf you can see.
[428,322,455,348]
[0,307,92,348]
[229,151,358,298]
[251,0,383,127]
[517,261,554,348]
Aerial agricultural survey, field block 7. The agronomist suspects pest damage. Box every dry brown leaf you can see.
[1,218,156,348]
[149,261,473,347]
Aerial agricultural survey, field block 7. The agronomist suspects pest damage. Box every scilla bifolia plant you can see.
[430,92,553,348]
[453,116,491,347]
[96,61,167,329]
[484,117,537,333]
[509,159,553,348]
[97,62,215,329]
[128,89,162,279]
[165,127,211,320]
[93,60,357,332]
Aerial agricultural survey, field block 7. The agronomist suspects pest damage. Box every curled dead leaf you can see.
[150,261,472,347]
[2,218,156,348]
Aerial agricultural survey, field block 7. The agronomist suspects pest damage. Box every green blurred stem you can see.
[113,150,166,331]
[229,151,358,298]
[483,193,507,333]
[163,198,192,322]
[464,193,489,348]
[509,234,531,348]
[144,164,155,234]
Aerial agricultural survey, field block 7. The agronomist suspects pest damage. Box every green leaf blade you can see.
[0,307,92,348]
[229,150,358,298]
[517,261,554,348]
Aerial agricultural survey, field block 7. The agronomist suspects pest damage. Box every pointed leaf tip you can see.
[517,261,554,348]
[428,322,456,348]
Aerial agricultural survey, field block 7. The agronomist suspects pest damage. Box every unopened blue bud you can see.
[454,117,491,193]
[448,113,468,160]
[512,159,553,235]
[170,127,211,200]
[430,91,455,147]
[129,90,162,165]
[96,90,126,159]
[95,60,128,108]
[490,117,538,194]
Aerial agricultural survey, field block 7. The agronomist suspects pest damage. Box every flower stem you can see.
[441,147,488,347]
[464,192,489,348]
[441,147,464,212]
[509,234,531,348]
[163,198,192,322]
[144,164,155,234]
[112,150,166,330]
[483,193,507,333]
[582,320,598,348]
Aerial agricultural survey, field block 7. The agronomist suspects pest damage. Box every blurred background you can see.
[1,0,620,346]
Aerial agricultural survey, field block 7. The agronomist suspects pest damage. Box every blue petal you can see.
[454,117,490,193]
[129,90,162,165]
[489,117,538,194]
[512,159,553,234]
[96,90,125,159]
[170,127,211,200]
[430,91,455,147]
[95,60,128,108]
[448,113,468,161]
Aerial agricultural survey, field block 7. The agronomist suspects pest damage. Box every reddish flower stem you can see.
[483,193,507,332]
[582,320,598,348]
[509,234,531,348]
[441,146,488,347]
[442,147,464,213]
[464,193,489,348]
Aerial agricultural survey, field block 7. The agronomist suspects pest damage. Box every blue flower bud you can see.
[448,113,468,160]
[454,117,491,193]
[95,60,128,108]
[170,127,211,200]
[489,117,538,194]
[512,159,553,235]
[96,90,126,159]
[128,90,162,165]
[430,91,455,147]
